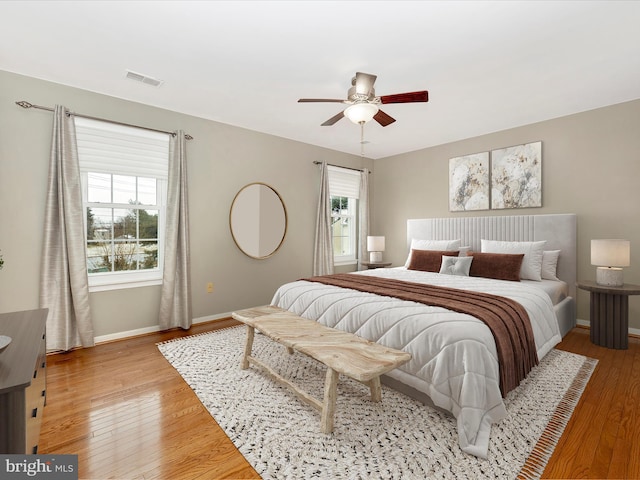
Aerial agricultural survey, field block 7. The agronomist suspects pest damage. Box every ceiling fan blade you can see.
[354,72,377,96]
[321,111,345,126]
[373,110,396,127]
[298,98,346,103]
[380,90,429,104]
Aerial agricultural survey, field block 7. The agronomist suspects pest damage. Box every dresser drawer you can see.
[0,309,48,454]
[25,332,47,453]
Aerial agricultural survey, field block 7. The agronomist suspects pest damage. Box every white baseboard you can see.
[93,311,233,345]
[193,311,234,325]
[576,317,640,337]
[94,315,640,345]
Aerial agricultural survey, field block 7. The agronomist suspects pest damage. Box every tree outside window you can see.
[86,173,160,275]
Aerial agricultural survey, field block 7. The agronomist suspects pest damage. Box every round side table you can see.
[361,262,392,270]
[577,280,640,349]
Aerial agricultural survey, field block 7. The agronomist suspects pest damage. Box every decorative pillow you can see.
[404,239,461,267]
[458,246,471,257]
[407,249,459,272]
[439,256,473,276]
[468,252,525,282]
[480,239,547,281]
[541,250,561,281]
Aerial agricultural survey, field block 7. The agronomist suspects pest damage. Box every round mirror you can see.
[229,183,288,259]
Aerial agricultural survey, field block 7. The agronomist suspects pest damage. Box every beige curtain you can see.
[40,105,94,351]
[159,131,192,330]
[313,161,334,276]
[358,168,370,270]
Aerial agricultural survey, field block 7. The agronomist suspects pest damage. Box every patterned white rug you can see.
[158,326,596,480]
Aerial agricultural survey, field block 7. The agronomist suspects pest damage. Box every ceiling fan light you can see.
[344,103,379,124]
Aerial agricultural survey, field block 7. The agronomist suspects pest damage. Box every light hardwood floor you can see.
[39,321,640,480]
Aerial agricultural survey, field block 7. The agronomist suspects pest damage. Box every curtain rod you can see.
[313,161,370,173]
[15,101,193,140]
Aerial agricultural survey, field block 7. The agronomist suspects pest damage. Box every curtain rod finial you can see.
[16,101,34,109]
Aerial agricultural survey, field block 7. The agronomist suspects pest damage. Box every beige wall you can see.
[371,98,640,330]
[0,70,371,338]
[2,69,639,338]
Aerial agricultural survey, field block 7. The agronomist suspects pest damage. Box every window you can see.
[328,166,361,265]
[331,195,357,263]
[75,117,170,291]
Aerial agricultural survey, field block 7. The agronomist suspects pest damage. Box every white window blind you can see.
[75,117,170,179]
[328,165,361,199]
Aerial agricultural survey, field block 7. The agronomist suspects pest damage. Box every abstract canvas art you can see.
[491,141,542,209]
[448,152,490,211]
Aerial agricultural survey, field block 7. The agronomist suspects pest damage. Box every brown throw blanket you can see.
[302,273,538,396]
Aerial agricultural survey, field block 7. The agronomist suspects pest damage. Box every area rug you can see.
[158,326,597,480]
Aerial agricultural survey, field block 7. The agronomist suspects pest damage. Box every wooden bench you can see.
[231,305,412,434]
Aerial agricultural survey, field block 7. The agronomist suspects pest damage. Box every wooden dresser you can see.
[0,308,48,454]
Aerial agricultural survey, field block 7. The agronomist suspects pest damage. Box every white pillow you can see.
[481,239,547,281]
[458,246,471,257]
[404,239,461,267]
[541,250,561,281]
[439,256,473,276]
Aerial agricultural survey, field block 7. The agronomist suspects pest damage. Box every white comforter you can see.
[271,267,562,458]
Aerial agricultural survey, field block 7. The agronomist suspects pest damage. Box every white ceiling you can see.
[2,1,640,159]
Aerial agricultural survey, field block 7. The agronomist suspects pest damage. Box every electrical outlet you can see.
[206,282,214,293]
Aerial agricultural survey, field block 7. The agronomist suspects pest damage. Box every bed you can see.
[271,213,577,458]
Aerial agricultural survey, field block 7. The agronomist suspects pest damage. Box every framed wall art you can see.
[490,141,542,209]
[448,152,490,211]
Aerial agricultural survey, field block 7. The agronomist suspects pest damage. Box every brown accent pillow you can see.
[407,249,459,273]
[468,252,524,282]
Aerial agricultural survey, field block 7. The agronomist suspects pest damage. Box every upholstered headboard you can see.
[407,214,577,299]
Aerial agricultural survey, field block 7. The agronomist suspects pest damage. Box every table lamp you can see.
[591,239,630,287]
[367,236,385,263]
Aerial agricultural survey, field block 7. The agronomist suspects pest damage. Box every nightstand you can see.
[361,262,392,270]
[577,280,640,349]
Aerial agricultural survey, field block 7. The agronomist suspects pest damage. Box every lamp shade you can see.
[367,236,385,252]
[591,239,630,267]
[344,103,379,124]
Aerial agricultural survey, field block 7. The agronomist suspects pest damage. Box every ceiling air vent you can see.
[125,70,163,87]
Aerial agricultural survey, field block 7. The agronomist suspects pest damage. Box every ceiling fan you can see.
[298,72,428,127]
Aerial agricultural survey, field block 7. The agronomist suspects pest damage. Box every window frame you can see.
[327,165,361,266]
[75,117,170,292]
[330,195,358,265]
[82,172,167,292]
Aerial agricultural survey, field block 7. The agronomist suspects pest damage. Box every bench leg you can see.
[241,325,255,370]
[320,367,339,434]
[368,376,382,403]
